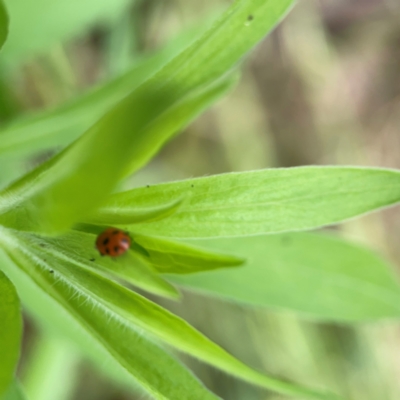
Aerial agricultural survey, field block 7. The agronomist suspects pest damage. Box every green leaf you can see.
[111,249,181,299]
[142,0,294,98]
[8,230,342,400]
[0,271,22,396]
[0,0,8,51]
[2,0,131,63]
[122,75,238,177]
[1,244,220,400]
[103,167,400,238]
[121,0,295,176]
[0,249,139,395]
[134,234,244,274]
[24,229,179,300]
[1,381,27,400]
[170,233,400,322]
[0,87,175,234]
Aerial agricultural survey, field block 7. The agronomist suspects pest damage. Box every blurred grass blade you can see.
[134,234,244,274]
[0,271,22,396]
[0,30,196,157]
[105,167,400,238]
[170,233,400,322]
[2,246,220,400]
[0,0,8,50]
[22,331,82,400]
[22,335,80,400]
[12,231,342,400]
[26,229,179,299]
[1,381,26,400]
[2,0,131,63]
[0,87,174,234]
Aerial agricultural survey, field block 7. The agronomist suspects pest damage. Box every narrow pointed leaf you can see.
[118,250,181,298]
[0,271,22,396]
[134,234,244,274]
[170,233,400,322]
[122,75,238,176]
[12,230,342,400]
[104,167,400,238]
[122,0,295,175]
[0,244,220,400]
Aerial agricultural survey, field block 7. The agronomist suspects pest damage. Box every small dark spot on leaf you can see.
[247,14,254,21]
[40,243,45,247]
[49,270,54,273]
[103,237,109,245]
[146,185,150,188]
[191,184,194,188]
[90,258,95,262]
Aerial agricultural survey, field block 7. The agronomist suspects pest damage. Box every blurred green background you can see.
[2,0,400,399]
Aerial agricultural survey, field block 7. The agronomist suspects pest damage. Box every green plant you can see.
[1,0,400,399]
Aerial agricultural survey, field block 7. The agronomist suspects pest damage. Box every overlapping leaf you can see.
[0,0,294,173]
[170,232,400,322]
[0,0,297,235]
[6,228,341,400]
[31,227,241,289]
[121,0,295,176]
[0,88,168,233]
[0,75,235,234]
[95,167,400,238]
[134,234,244,274]
[29,229,180,299]
[0,243,220,400]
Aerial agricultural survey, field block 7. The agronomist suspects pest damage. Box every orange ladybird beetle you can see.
[96,228,131,257]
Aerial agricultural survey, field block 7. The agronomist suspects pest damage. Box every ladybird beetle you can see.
[95,228,131,257]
